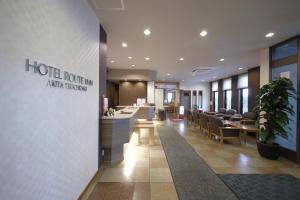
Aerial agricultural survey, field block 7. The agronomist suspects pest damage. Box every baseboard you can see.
[77,166,104,200]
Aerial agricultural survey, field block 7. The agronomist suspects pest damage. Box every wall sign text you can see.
[25,59,93,92]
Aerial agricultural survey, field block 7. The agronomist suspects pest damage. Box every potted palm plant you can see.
[255,77,296,160]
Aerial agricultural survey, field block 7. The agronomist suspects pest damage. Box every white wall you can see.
[155,89,164,113]
[147,81,155,104]
[0,0,99,199]
[180,82,210,111]
[260,48,270,87]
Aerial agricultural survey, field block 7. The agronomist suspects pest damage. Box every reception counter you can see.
[101,107,139,165]
[116,105,155,120]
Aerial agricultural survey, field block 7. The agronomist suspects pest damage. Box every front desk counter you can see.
[101,107,139,165]
[116,105,155,120]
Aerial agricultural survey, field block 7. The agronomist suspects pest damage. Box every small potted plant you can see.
[255,77,296,160]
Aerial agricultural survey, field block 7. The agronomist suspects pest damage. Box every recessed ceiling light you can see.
[167,73,171,76]
[179,57,184,61]
[110,60,115,63]
[128,56,132,59]
[200,30,208,37]
[144,29,151,36]
[145,57,150,61]
[122,42,128,47]
[182,80,185,82]
[219,58,225,62]
[265,32,275,38]
[238,67,243,70]
[131,64,135,67]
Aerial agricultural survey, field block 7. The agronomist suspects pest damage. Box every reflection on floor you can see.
[85,119,300,200]
[87,120,178,200]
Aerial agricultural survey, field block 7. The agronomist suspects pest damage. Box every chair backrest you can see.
[226,109,237,115]
[219,108,227,114]
[210,116,223,136]
[242,112,257,120]
[199,113,208,129]
[192,110,199,122]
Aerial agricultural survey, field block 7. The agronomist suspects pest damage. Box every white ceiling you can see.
[90,0,300,85]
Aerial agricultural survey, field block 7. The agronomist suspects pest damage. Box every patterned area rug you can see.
[157,125,238,200]
[219,174,300,200]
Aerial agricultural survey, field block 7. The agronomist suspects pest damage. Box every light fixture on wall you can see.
[131,64,135,67]
[219,58,225,62]
[145,57,150,61]
[238,67,243,70]
[179,57,184,61]
[128,56,132,59]
[110,60,115,63]
[122,42,128,47]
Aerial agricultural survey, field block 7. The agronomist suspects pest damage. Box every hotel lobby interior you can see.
[1,0,300,200]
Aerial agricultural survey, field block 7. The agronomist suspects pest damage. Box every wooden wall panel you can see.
[106,81,119,109]
[248,67,260,112]
[99,25,107,168]
[231,75,239,112]
[119,81,147,105]
[218,80,224,109]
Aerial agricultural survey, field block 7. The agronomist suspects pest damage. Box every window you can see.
[238,74,248,114]
[224,90,232,109]
[167,92,173,103]
[192,91,197,109]
[223,78,232,110]
[198,91,203,109]
[212,81,218,112]
[214,91,218,112]
[241,88,248,114]
[272,39,297,61]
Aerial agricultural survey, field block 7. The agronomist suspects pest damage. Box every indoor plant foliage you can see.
[255,77,296,159]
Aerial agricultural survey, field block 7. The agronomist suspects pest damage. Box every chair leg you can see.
[220,134,224,144]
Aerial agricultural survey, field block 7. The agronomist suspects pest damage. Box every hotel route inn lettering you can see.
[25,59,93,91]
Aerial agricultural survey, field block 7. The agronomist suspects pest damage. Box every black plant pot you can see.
[257,141,280,160]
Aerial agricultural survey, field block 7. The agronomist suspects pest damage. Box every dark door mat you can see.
[219,174,300,200]
[157,125,238,200]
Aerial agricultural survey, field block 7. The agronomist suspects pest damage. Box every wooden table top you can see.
[222,120,259,132]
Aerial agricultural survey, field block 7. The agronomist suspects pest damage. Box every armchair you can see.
[199,113,209,135]
[241,112,258,125]
[223,109,237,120]
[208,116,241,144]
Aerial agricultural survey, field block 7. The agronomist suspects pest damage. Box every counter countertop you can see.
[116,105,155,108]
[102,106,139,120]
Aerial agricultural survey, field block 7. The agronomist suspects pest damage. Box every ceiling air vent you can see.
[91,0,125,10]
[191,67,213,75]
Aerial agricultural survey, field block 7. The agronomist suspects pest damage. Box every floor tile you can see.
[150,168,173,182]
[150,183,178,200]
[99,167,149,182]
[150,149,166,158]
[150,158,169,168]
[87,182,150,200]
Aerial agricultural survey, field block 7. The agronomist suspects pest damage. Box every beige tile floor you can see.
[86,121,178,200]
[174,120,300,178]
[85,119,300,200]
